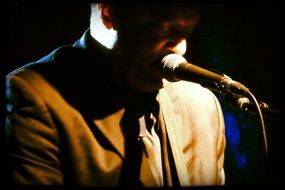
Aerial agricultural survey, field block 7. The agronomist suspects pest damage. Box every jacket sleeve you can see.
[5,75,63,185]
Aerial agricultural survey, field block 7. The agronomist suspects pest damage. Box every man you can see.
[5,3,226,187]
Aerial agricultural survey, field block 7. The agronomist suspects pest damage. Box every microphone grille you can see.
[161,54,187,70]
[161,54,187,82]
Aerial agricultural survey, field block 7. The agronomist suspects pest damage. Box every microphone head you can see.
[161,54,187,82]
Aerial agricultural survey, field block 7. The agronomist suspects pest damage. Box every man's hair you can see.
[105,3,207,30]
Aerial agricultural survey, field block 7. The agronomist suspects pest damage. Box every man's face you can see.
[112,4,200,92]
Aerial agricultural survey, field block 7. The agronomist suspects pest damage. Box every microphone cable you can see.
[247,91,268,154]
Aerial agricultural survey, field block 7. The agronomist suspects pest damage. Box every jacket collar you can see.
[73,29,111,58]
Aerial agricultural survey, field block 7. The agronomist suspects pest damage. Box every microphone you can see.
[161,53,250,95]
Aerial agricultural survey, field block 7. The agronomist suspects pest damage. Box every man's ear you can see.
[98,3,113,30]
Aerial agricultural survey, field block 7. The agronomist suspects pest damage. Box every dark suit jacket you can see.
[5,29,226,186]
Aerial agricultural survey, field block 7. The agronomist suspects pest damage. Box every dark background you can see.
[4,0,281,186]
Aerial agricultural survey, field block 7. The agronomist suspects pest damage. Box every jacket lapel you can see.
[139,90,185,187]
[93,108,125,158]
[158,88,190,186]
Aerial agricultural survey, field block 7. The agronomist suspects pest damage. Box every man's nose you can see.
[165,38,187,55]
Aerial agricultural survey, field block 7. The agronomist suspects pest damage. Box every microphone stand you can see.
[199,80,279,119]
[201,80,279,154]
[224,92,279,120]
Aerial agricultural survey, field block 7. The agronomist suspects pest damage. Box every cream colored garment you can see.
[139,113,164,186]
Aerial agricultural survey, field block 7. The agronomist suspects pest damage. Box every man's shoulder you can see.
[7,45,80,76]
[165,80,215,99]
[6,43,100,83]
[163,80,220,110]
